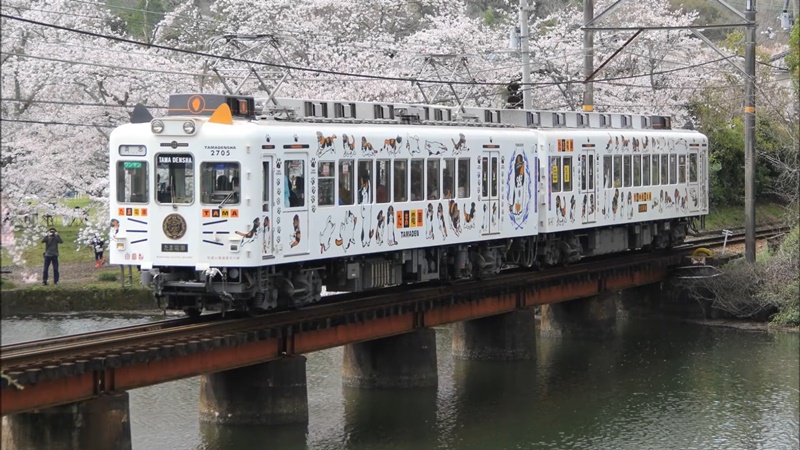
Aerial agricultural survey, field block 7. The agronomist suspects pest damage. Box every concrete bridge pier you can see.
[199,356,308,425]
[1,392,132,450]
[540,292,618,338]
[342,328,438,388]
[451,309,537,360]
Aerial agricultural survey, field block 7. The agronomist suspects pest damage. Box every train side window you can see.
[201,162,240,205]
[550,156,561,193]
[116,161,148,203]
[156,153,193,204]
[603,156,612,188]
[457,158,470,198]
[588,154,594,190]
[410,159,424,201]
[623,155,632,187]
[376,160,390,204]
[580,155,587,191]
[318,161,335,206]
[393,160,407,202]
[338,160,354,205]
[633,155,641,187]
[562,156,572,191]
[678,154,687,184]
[613,155,621,188]
[442,159,455,199]
[491,156,498,197]
[643,155,651,186]
[669,154,677,184]
[482,157,489,197]
[427,159,440,200]
[652,154,660,185]
[357,160,372,204]
[660,154,669,185]
[262,161,270,212]
[285,159,305,208]
[689,153,698,183]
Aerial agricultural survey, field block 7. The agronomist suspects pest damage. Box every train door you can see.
[282,153,309,256]
[481,151,500,234]
[688,149,700,213]
[580,149,597,223]
[261,156,274,259]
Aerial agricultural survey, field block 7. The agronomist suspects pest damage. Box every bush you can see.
[98,272,118,282]
[1,279,16,289]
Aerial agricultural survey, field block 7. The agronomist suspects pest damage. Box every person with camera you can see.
[41,227,63,285]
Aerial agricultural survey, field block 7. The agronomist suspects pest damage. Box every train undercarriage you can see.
[146,219,688,316]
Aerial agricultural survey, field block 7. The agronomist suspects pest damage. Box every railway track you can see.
[1,225,788,381]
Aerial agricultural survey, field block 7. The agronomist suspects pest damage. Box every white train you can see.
[109,93,708,315]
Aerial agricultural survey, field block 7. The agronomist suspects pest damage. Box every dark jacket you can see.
[42,234,63,257]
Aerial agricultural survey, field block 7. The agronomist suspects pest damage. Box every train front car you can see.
[109,94,265,316]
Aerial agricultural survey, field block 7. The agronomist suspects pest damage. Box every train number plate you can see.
[161,244,188,252]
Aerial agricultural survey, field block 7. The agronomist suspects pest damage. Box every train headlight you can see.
[151,120,164,134]
[182,121,195,134]
[228,268,240,279]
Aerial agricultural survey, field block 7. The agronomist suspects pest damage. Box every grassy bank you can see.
[703,202,790,232]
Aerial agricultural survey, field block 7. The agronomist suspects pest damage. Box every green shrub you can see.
[98,272,118,282]
[1,279,16,289]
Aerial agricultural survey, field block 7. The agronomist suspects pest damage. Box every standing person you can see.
[90,234,105,268]
[42,227,63,285]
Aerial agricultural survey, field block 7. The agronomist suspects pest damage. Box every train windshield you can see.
[156,153,194,204]
[116,161,148,203]
[201,162,240,204]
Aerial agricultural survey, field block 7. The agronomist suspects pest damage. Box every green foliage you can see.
[761,227,800,326]
[0,279,16,290]
[483,7,498,26]
[788,21,800,94]
[98,272,119,282]
[108,0,168,41]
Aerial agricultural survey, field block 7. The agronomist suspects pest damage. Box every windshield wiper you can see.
[218,191,235,209]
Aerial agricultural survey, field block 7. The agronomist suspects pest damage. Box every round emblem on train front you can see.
[162,213,187,240]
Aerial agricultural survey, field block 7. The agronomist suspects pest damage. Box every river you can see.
[2,312,798,449]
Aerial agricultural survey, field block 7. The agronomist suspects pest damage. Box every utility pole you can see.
[519,0,532,110]
[744,0,756,263]
[583,0,594,112]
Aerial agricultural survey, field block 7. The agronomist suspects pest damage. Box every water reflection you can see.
[199,422,308,450]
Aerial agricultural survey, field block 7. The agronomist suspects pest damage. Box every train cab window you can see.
[156,153,194,204]
[660,155,669,185]
[562,156,572,191]
[689,153,698,183]
[623,155,632,187]
[613,155,621,188]
[643,155,651,186]
[669,154,677,184]
[285,159,305,208]
[457,158,470,198]
[410,159,424,201]
[318,161,335,206]
[633,155,641,187]
[393,160,407,202]
[603,156,612,188]
[338,160,354,205]
[116,161,148,203]
[427,159,440,200]
[358,160,373,204]
[442,159,455,199]
[550,156,561,193]
[678,155,687,184]
[201,162,240,205]
[376,160,391,204]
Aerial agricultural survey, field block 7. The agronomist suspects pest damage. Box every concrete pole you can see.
[744,0,757,263]
[583,0,594,112]
[519,0,532,110]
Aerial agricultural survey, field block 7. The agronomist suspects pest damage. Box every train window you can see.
[482,157,489,197]
[660,155,669,185]
[623,155,632,188]
[491,156,498,197]
[550,156,561,193]
[678,155,687,184]
[156,153,193,204]
[318,161,335,206]
[633,155,641,187]
[427,159,440,200]
[376,160,390,204]
[669,154,677,184]
[652,155,660,185]
[562,156,572,191]
[410,159,424,201]
[580,155,587,191]
[588,154,594,190]
[689,153,698,183]
[393,160,407,202]
[643,155,651,186]
[201,162,240,205]
[116,161,148,203]
[613,155,621,188]
[457,158,470,198]
[443,159,455,199]
[603,156,612,189]
[357,160,372,204]
[338,160,354,205]
[262,161,271,212]
[285,159,305,208]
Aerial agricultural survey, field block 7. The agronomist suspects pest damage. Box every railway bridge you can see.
[0,234,752,449]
